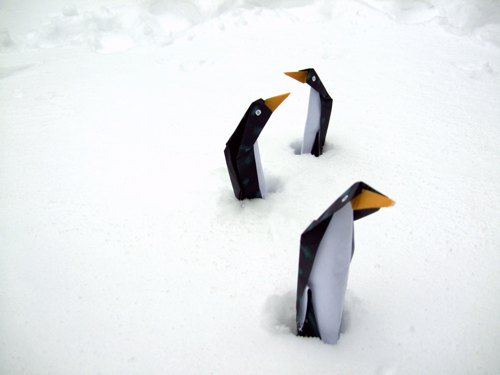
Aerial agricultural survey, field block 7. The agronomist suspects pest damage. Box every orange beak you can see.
[284,71,307,83]
[351,189,395,211]
[264,92,290,112]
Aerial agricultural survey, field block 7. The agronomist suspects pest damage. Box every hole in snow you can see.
[261,291,296,335]
[289,140,302,155]
[266,175,284,194]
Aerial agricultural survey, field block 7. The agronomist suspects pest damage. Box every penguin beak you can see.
[284,71,307,83]
[351,189,395,211]
[264,92,290,112]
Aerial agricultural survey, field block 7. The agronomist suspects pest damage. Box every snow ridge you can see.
[2,0,500,53]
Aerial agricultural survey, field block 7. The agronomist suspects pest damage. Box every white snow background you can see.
[1,0,499,374]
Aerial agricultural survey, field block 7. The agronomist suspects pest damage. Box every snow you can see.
[1,0,499,374]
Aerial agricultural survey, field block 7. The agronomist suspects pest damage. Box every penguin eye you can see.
[341,195,349,202]
[312,76,317,82]
[255,109,262,116]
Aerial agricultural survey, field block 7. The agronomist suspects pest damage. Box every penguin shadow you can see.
[261,290,360,339]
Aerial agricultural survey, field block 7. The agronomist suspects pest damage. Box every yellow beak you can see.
[351,189,395,211]
[284,71,308,83]
[264,92,290,112]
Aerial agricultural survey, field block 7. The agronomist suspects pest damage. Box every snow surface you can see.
[1,0,500,374]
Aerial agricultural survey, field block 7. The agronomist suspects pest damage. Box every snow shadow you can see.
[262,291,296,335]
[340,291,363,336]
[265,175,284,195]
[289,139,302,155]
[289,140,335,156]
[0,64,34,80]
[321,141,335,154]
[0,31,15,51]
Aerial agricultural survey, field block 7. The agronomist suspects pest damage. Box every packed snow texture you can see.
[2,0,500,53]
[1,0,500,374]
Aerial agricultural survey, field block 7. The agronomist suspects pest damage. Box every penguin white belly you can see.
[253,141,266,198]
[308,202,354,344]
[301,87,321,154]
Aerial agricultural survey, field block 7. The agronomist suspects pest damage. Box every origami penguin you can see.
[224,93,289,200]
[296,182,394,344]
[285,69,332,156]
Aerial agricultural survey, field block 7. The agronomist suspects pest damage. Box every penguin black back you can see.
[224,93,289,200]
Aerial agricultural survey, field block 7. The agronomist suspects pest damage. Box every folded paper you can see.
[285,69,332,156]
[296,182,394,344]
[224,93,289,200]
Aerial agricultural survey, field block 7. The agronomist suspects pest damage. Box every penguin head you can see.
[343,182,395,221]
[247,92,290,123]
[285,68,321,90]
[243,92,290,136]
[233,92,288,143]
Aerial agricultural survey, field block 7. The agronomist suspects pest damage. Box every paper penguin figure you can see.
[224,93,290,200]
[285,69,332,156]
[296,182,394,344]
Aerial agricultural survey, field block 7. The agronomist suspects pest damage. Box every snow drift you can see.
[2,0,500,53]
